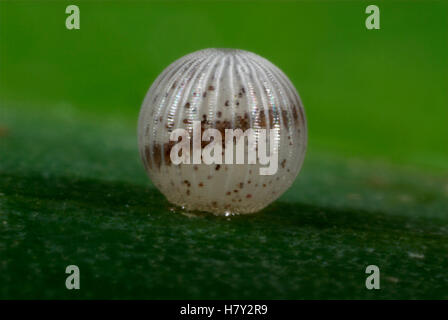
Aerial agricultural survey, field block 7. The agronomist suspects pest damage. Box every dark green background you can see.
[1,0,447,299]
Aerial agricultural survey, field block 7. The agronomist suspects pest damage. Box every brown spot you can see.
[185,102,190,108]
[163,141,175,165]
[225,100,230,107]
[259,109,275,128]
[214,120,232,149]
[171,82,177,89]
[235,114,250,131]
[226,191,231,196]
[203,92,207,98]
[281,110,289,129]
[246,194,252,199]
[281,159,286,168]
[153,144,162,169]
[193,165,198,171]
[215,164,221,171]
[198,182,204,187]
[236,101,240,106]
[183,119,190,124]
[248,180,251,184]
[208,85,215,91]
[183,180,191,187]
[241,87,245,94]
[234,190,238,193]
[239,182,244,189]
[292,105,299,123]
[207,175,212,180]
[165,122,174,130]
[217,111,222,118]
[212,201,217,207]
[263,184,266,187]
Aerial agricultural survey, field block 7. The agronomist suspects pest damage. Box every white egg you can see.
[138,48,307,215]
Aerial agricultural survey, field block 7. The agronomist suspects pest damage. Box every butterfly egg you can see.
[138,48,307,215]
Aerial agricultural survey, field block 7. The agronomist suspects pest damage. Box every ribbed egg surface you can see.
[138,48,307,215]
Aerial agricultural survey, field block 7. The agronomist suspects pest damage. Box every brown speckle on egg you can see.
[163,141,175,166]
[281,159,286,168]
[292,106,299,123]
[153,144,162,169]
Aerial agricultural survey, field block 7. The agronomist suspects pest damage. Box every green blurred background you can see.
[1,0,447,299]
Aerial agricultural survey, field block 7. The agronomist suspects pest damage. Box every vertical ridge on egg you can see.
[138,48,307,215]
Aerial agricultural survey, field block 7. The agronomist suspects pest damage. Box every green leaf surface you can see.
[1,105,447,299]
